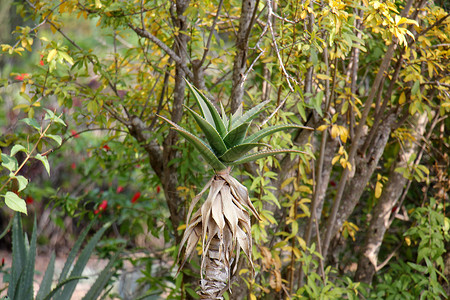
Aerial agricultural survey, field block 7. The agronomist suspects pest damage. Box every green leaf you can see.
[11,175,28,192]
[228,149,308,166]
[313,91,324,117]
[36,252,55,300]
[174,127,227,171]
[43,276,88,300]
[21,118,41,130]
[4,192,27,215]
[297,101,307,122]
[56,220,95,289]
[16,216,37,300]
[245,124,312,144]
[10,145,27,156]
[158,115,227,171]
[220,102,229,130]
[44,108,67,126]
[9,213,26,298]
[411,80,420,95]
[223,121,250,148]
[45,134,62,146]
[35,154,50,175]
[184,79,227,136]
[1,153,18,172]
[81,246,124,300]
[231,100,270,130]
[184,105,228,155]
[58,222,111,300]
[59,51,74,65]
[219,143,269,162]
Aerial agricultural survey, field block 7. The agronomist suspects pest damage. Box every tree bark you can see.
[355,113,428,283]
[230,0,257,113]
[324,114,396,261]
[161,0,191,237]
[199,237,228,299]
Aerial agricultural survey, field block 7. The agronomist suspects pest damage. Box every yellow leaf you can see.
[47,49,57,62]
[250,294,257,300]
[338,126,349,143]
[317,124,328,131]
[281,177,296,190]
[399,92,406,104]
[13,104,30,110]
[239,268,249,275]
[405,236,411,246]
[298,185,312,193]
[332,155,340,165]
[177,224,186,231]
[316,74,331,80]
[375,181,383,198]
[331,125,339,139]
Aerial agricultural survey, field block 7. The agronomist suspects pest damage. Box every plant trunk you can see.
[230,0,256,113]
[199,237,228,299]
[355,112,428,283]
[323,114,396,262]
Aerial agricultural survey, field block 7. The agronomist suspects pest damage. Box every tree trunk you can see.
[199,237,228,299]
[355,113,428,283]
[323,114,396,262]
[230,0,256,113]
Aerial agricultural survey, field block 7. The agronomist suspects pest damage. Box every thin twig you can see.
[199,0,224,67]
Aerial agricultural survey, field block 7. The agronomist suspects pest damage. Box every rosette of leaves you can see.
[159,80,311,298]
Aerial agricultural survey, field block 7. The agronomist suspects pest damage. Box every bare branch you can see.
[128,23,194,79]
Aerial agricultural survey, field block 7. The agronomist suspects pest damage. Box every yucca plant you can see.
[4,213,121,300]
[159,80,311,299]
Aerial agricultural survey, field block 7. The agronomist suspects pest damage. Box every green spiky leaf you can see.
[231,100,270,130]
[220,102,229,130]
[36,252,55,300]
[184,105,228,156]
[81,246,123,300]
[227,149,308,166]
[219,143,269,162]
[158,115,227,171]
[223,121,251,148]
[184,79,227,136]
[58,222,110,300]
[9,213,26,299]
[245,124,312,143]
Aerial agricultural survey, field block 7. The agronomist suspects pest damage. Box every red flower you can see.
[156,186,161,194]
[71,162,76,170]
[14,73,28,81]
[71,130,80,138]
[116,186,124,193]
[25,196,34,204]
[1,258,4,267]
[95,200,108,215]
[99,200,108,210]
[103,144,111,151]
[131,192,141,204]
[40,55,44,66]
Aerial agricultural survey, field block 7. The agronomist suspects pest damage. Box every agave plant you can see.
[159,80,311,299]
